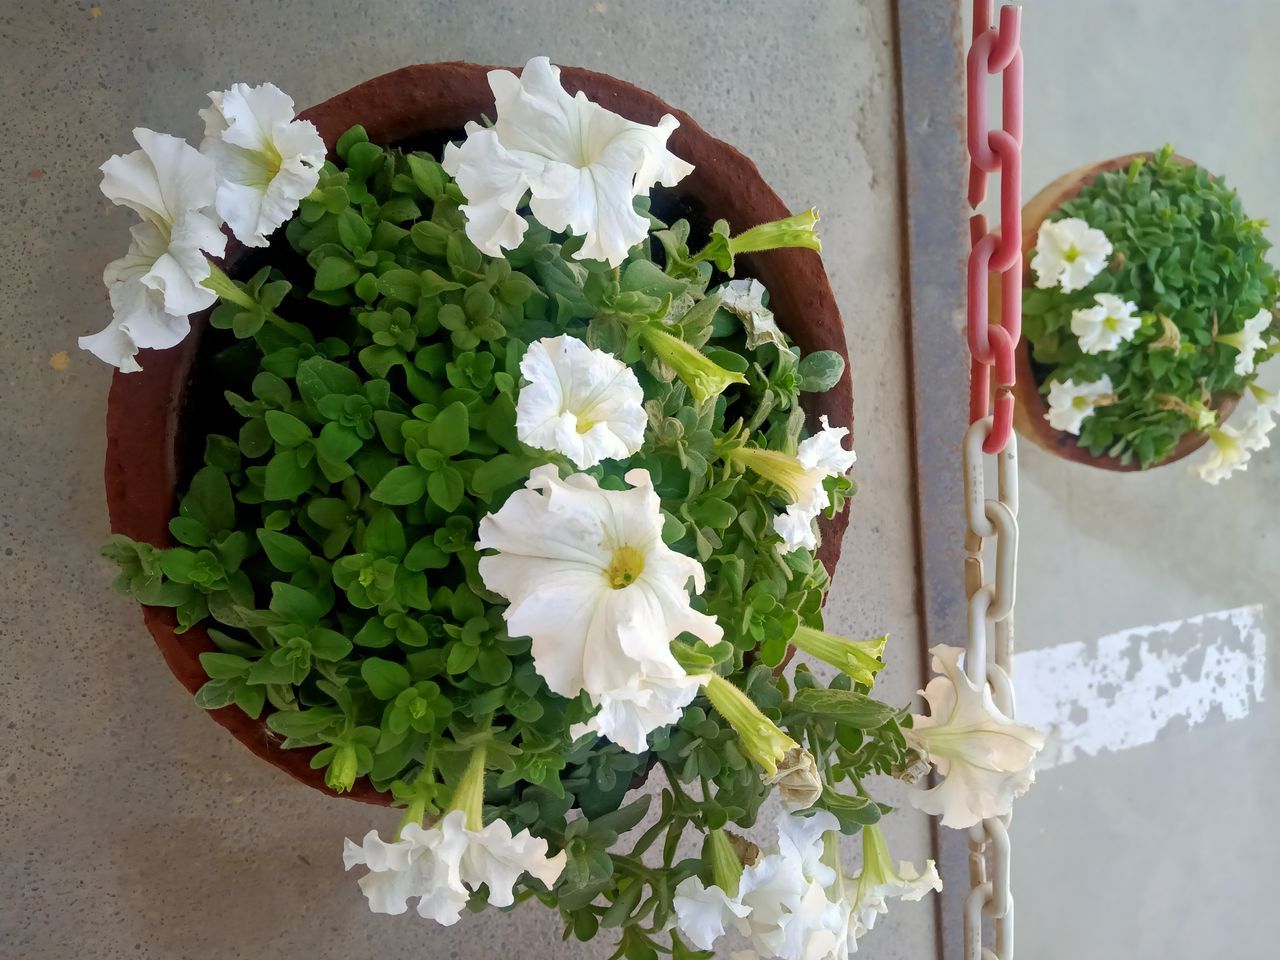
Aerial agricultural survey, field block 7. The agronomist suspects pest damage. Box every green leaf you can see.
[256,529,311,573]
[370,465,429,505]
[798,350,846,392]
[296,357,362,407]
[790,688,898,729]
[309,628,353,661]
[316,422,362,463]
[315,256,359,291]
[263,450,314,501]
[427,466,464,511]
[337,209,373,253]
[335,124,369,161]
[818,789,882,829]
[427,401,469,457]
[376,268,423,303]
[233,682,266,719]
[199,652,251,680]
[264,410,312,448]
[361,658,411,699]
[269,581,328,625]
[406,154,445,199]
[364,508,406,558]
[180,467,236,534]
[194,678,238,710]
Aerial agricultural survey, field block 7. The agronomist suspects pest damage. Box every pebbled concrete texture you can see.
[0,2,932,959]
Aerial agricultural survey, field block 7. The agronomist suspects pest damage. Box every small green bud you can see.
[325,743,359,793]
[703,829,743,898]
[727,208,822,256]
[703,675,799,778]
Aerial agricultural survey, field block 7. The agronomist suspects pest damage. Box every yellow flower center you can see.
[1063,244,1081,263]
[606,546,645,589]
[575,415,596,435]
[1104,315,1120,332]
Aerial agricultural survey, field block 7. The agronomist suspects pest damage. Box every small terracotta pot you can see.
[103,62,854,804]
[1004,152,1237,471]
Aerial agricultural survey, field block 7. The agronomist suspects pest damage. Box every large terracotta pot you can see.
[103,62,854,804]
[1006,152,1237,471]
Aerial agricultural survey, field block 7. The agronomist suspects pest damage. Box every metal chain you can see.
[962,3,1022,960]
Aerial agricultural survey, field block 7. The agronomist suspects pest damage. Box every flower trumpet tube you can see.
[640,326,746,404]
[704,828,744,898]
[725,208,822,256]
[791,626,887,687]
[724,445,826,512]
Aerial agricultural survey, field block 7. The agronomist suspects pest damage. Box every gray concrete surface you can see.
[0,2,934,959]
[999,3,1280,957]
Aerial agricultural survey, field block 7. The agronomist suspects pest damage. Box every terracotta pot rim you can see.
[103,61,854,805]
[1009,151,1238,472]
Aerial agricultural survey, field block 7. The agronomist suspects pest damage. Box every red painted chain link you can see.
[966,1,1023,454]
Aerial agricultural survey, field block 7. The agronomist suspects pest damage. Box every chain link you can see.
[962,2,1023,959]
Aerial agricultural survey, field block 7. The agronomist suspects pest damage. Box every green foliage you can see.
[102,130,893,954]
[1023,145,1279,467]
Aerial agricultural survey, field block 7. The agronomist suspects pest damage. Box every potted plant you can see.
[1011,146,1280,481]
[84,59,1043,957]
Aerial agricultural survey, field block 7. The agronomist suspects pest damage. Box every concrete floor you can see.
[1001,2,1280,957]
[0,2,934,959]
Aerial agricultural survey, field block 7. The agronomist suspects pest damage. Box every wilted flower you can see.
[515,335,646,469]
[199,81,326,247]
[1031,217,1112,293]
[1070,292,1141,355]
[718,277,787,349]
[441,56,693,266]
[1044,374,1113,435]
[906,645,1045,829]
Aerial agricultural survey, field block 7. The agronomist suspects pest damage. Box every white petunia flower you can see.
[434,810,566,910]
[718,278,786,350]
[740,415,854,555]
[1031,217,1112,293]
[738,811,845,960]
[476,465,722,700]
[515,335,647,469]
[1070,293,1141,355]
[1195,424,1255,484]
[798,415,858,476]
[569,661,706,753]
[199,82,326,247]
[673,876,752,951]
[906,645,1045,830]
[1044,374,1113,435]
[1241,407,1275,452]
[82,128,228,370]
[342,823,466,920]
[850,826,942,936]
[441,56,694,266]
[1217,307,1273,377]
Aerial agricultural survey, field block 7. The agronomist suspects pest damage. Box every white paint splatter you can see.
[1013,605,1267,768]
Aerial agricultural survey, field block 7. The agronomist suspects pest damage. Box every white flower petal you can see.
[673,876,751,950]
[443,56,693,266]
[516,336,646,468]
[798,415,857,475]
[1044,374,1113,435]
[100,128,218,227]
[1030,217,1112,293]
[199,82,326,246]
[907,645,1045,829]
[436,811,565,909]
[78,319,142,373]
[773,502,820,554]
[1070,293,1141,355]
[477,465,721,700]
[1196,424,1254,484]
[775,810,840,887]
[572,666,705,753]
